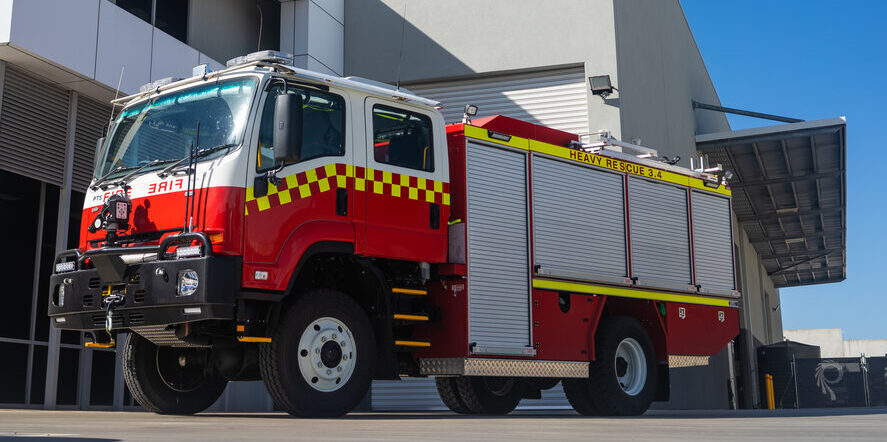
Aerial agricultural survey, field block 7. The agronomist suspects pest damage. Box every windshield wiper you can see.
[157,143,238,178]
[93,158,176,191]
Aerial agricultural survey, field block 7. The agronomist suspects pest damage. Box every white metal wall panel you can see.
[0,67,70,185]
[532,156,626,277]
[73,96,111,192]
[407,67,589,135]
[371,379,448,411]
[628,177,692,285]
[370,378,571,411]
[691,192,735,290]
[466,142,530,348]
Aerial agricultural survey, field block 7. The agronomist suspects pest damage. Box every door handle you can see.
[429,203,440,229]
[336,188,348,216]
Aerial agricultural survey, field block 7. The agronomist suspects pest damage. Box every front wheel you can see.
[563,316,657,416]
[122,333,227,415]
[259,289,375,417]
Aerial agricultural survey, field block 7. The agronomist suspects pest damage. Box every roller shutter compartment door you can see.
[532,156,626,278]
[628,177,692,286]
[466,142,530,349]
[691,191,735,291]
[407,67,589,135]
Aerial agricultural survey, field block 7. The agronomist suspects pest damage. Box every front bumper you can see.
[48,243,239,331]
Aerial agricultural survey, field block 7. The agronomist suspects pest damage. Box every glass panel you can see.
[257,85,346,171]
[0,342,28,403]
[113,0,152,24]
[0,171,41,340]
[56,347,81,405]
[90,349,117,406]
[372,105,434,172]
[155,0,189,43]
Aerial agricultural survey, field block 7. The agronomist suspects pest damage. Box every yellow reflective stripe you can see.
[392,288,428,295]
[687,178,732,196]
[395,340,431,348]
[464,124,529,150]
[393,313,429,321]
[531,278,731,307]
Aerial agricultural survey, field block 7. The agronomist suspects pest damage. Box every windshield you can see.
[96,77,258,178]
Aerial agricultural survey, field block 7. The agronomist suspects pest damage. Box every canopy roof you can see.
[696,118,846,288]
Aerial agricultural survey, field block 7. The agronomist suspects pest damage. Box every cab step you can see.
[393,313,430,322]
[392,287,427,296]
[395,339,431,348]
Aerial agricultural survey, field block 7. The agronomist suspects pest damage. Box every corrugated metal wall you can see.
[531,156,626,277]
[0,65,111,191]
[0,66,71,186]
[466,142,530,348]
[407,67,590,135]
[371,378,573,411]
[691,191,735,290]
[73,96,111,192]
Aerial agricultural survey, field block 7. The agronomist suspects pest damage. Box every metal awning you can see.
[696,118,846,288]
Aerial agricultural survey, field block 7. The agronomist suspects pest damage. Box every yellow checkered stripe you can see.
[245,163,450,215]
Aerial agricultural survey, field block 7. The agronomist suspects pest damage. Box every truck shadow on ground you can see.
[198,406,887,421]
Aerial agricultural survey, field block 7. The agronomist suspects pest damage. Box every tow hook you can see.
[103,291,125,333]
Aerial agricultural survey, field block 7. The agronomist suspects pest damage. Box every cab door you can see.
[362,98,449,262]
[242,82,353,289]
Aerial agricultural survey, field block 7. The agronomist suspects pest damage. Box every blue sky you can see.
[680,1,887,339]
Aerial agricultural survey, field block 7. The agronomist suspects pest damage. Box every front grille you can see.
[82,294,93,307]
[133,289,147,303]
[88,278,101,289]
[91,313,123,329]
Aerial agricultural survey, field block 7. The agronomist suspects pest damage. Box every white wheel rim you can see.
[614,337,647,396]
[297,317,356,392]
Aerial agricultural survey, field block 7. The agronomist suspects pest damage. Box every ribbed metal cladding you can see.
[73,96,111,192]
[691,191,735,290]
[0,66,70,185]
[466,142,530,348]
[371,379,448,411]
[407,67,589,135]
[532,156,626,277]
[628,177,692,285]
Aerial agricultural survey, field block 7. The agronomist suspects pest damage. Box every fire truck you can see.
[48,51,739,417]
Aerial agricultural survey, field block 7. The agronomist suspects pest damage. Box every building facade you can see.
[0,0,845,412]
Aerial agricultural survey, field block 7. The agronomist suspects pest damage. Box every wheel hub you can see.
[156,347,207,393]
[614,337,647,397]
[297,317,356,392]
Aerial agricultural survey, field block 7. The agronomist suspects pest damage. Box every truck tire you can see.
[122,333,227,415]
[435,377,472,414]
[563,316,657,416]
[259,289,375,417]
[454,376,523,414]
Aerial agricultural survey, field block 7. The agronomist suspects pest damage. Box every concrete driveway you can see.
[1,408,885,441]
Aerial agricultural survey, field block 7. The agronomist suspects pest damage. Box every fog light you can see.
[55,261,76,273]
[183,307,202,315]
[177,270,199,296]
[176,245,202,259]
[58,284,65,307]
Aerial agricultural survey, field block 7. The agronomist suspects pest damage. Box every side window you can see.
[372,105,434,173]
[257,85,346,171]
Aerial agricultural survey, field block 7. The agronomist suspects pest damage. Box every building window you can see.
[257,85,346,171]
[155,0,189,43]
[112,0,190,44]
[372,105,434,173]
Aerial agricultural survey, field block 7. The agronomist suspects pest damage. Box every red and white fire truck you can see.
[48,51,739,417]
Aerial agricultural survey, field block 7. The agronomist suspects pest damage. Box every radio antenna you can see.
[256,3,264,52]
[106,65,125,135]
[395,3,407,91]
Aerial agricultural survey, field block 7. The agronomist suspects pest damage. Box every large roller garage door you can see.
[407,66,590,135]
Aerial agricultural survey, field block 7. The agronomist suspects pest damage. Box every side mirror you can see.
[272,94,303,164]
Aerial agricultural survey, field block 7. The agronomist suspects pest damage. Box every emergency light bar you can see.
[226,50,294,68]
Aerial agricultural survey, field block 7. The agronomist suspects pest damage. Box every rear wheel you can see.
[122,333,227,415]
[453,376,523,414]
[563,316,657,416]
[259,289,375,417]
[435,377,472,414]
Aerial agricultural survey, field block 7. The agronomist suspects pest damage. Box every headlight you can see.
[177,270,199,296]
[55,261,76,273]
